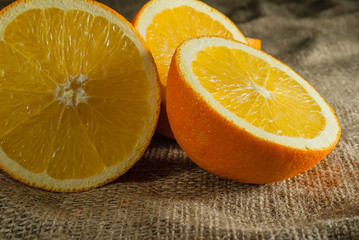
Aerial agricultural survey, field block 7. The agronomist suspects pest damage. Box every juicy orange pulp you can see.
[245,38,261,50]
[193,46,326,138]
[0,8,152,180]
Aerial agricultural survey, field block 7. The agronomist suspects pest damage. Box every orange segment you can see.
[0,40,56,91]
[77,102,138,167]
[166,37,340,184]
[0,101,63,173]
[0,90,55,136]
[0,0,160,192]
[47,105,104,180]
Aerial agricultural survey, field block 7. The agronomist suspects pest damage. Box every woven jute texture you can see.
[0,0,359,239]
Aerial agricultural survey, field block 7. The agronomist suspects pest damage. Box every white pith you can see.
[178,37,340,150]
[54,74,89,106]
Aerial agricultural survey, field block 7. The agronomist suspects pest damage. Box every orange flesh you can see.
[245,38,261,50]
[0,8,151,179]
[193,46,326,138]
[145,6,234,86]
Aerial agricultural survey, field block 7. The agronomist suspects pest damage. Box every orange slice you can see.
[133,0,248,138]
[0,0,160,192]
[166,37,341,184]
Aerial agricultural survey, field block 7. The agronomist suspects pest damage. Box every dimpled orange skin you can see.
[166,44,340,184]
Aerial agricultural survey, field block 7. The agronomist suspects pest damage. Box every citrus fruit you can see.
[0,0,160,192]
[166,36,341,184]
[132,0,248,138]
[245,38,261,50]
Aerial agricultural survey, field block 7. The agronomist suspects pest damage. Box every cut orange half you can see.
[167,37,341,184]
[0,0,160,192]
[133,0,248,138]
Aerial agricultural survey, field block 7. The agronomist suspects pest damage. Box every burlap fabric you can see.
[0,0,358,239]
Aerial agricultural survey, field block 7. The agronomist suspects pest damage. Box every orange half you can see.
[166,37,340,183]
[0,0,160,192]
